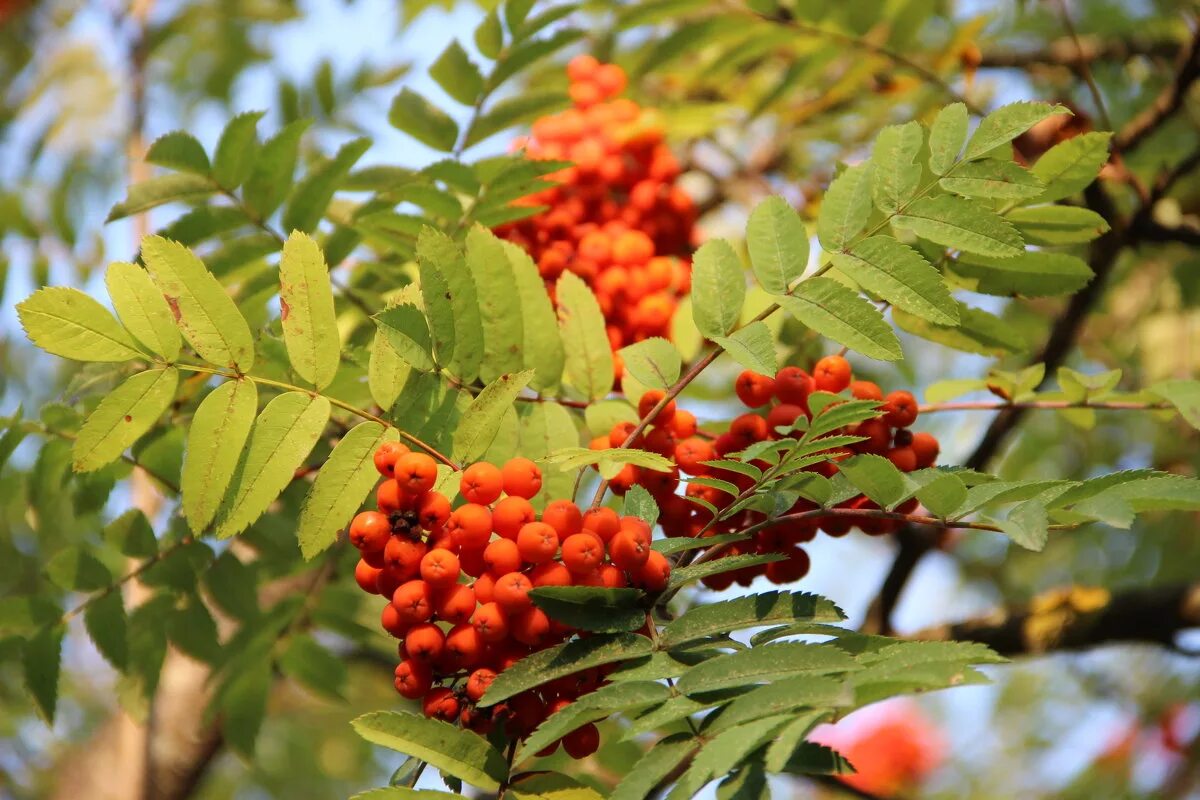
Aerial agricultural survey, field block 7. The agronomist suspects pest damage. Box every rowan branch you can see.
[1114,25,1200,153]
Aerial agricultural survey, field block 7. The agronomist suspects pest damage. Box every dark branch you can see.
[980,35,1182,69]
[1114,26,1200,153]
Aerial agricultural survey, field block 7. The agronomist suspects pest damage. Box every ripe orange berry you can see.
[775,366,815,407]
[730,412,770,443]
[608,420,639,449]
[813,355,853,393]
[491,495,536,540]
[674,437,715,475]
[472,571,497,604]
[417,491,451,530]
[422,687,459,721]
[766,403,805,433]
[608,464,641,495]
[566,54,600,82]
[582,506,621,542]
[376,479,410,514]
[483,538,522,576]
[384,537,427,580]
[443,623,484,669]
[635,549,671,591]
[542,499,584,538]
[613,230,654,265]
[460,461,504,505]
[354,559,382,594]
[886,446,918,472]
[735,371,776,408]
[517,521,560,564]
[494,571,535,614]
[472,602,510,643]
[638,389,677,425]
[511,606,552,646]
[594,63,627,98]
[669,409,698,438]
[882,390,919,428]
[765,547,811,583]
[563,722,601,758]
[608,529,650,571]
[394,452,438,495]
[501,457,543,499]
[381,603,410,638]
[435,583,476,625]
[349,511,391,552]
[394,659,432,699]
[850,380,884,402]
[530,560,572,587]
[420,548,461,588]
[466,668,497,702]
[374,441,409,477]
[853,419,892,455]
[911,432,940,468]
[404,622,446,662]
[449,503,493,551]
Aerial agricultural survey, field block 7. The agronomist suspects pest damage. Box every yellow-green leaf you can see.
[182,379,257,533]
[279,232,339,388]
[73,368,179,472]
[106,261,182,361]
[17,287,145,363]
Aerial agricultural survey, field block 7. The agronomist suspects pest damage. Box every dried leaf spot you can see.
[280,297,290,321]
[165,295,182,322]
[124,415,133,422]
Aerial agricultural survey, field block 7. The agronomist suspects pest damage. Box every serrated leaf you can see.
[466,227,525,382]
[374,305,434,372]
[279,232,339,388]
[964,102,1069,161]
[389,88,459,152]
[611,734,697,800]
[430,40,484,105]
[709,678,841,735]
[23,624,63,723]
[691,239,746,338]
[661,591,844,649]
[668,553,786,589]
[747,197,809,295]
[204,550,258,621]
[298,422,398,559]
[529,586,644,633]
[619,337,681,389]
[45,545,111,591]
[479,633,654,707]
[104,509,158,557]
[181,380,257,533]
[507,773,606,800]
[106,173,216,221]
[951,251,1093,296]
[928,103,968,175]
[672,716,792,800]
[916,472,968,517]
[140,236,255,371]
[17,287,146,363]
[466,90,570,148]
[167,594,220,663]
[817,163,873,253]
[280,634,347,700]
[714,321,777,374]
[557,271,614,400]
[837,454,907,508]
[368,328,411,412]
[624,483,659,526]
[212,111,263,190]
[502,241,565,393]
[893,196,1024,258]
[244,119,311,221]
[940,159,1044,199]
[1008,205,1110,245]
[544,446,673,475]
[220,660,271,756]
[894,302,1025,355]
[778,278,901,361]
[872,122,923,214]
[475,9,503,58]
[831,236,957,324]
[215,392,331,538]
[283,137,371,234]
[999,500,1049,550]
[452,370,534,464]
[146,131,210,175]
[1030,131,1112,203]
[84,591,127,670]
[106,261,182,361]
[73,368,178,472]
[1150,380,1200,430]
[676,643,859,695]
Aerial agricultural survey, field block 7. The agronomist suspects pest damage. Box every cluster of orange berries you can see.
[590,355,940,590]
[495,55,697,368]
[350,443,671,757]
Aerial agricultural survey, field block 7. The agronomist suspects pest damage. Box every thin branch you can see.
[1053,0,1114,130]
[60,537,194,625]
[979,35,1182,69]
[1114,25,1200,153]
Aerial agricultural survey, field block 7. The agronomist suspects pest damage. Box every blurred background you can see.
[0,0,1198,798]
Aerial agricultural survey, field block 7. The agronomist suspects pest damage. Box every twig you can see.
[1114,25,1200,153]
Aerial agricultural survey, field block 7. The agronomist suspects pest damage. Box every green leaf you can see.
[106,261,182,361]
[1031,131,1112,203]
[778,278,902,361]
[106,173,216,222]
[894,301,1025,355]
[352,790,463,800]
[714,321,777,374]
[298,422,398,559]
[374,305,434,372]
[611,734,697,800]
[1008,205,1110,245]
[280,634,348,700]
[466,227,525,382]
[167,594,220,663]
[220,660,271,756]
[417,230,483,382]
[557,271,614,401]
[479,633,654,707]
[23,624,63,723]
[502,241,565,393]
[369,328,411,411]
[452,370,535,464]
[916,472,968,517]
[414,240,458,374]
[529,586,645,633]
[837,454,907,508]
[951,251,1093,296]
[17,286,146,363]
[507,773,606,800]
[939,159,1044,199]
[691,239,746,338]
[660,591,845,649]
[668,553,786,589]
[215,392,331,538]
[1151,380,1200,430]
[475,9,503,58]
[817,163,873,253]
[84,591,128,671]
[999,499,1049,550]
[140,236,255,372]
[182,380,257,533]
[893,196,1024,258]
[619,337,682,389]
[244,119,312,220]
[465,90,570,148]
[928,103,968,175]
[624,483,659,526]
[212,111,263,189]
[282,136,371,234]
[104,509,158,557]
[709,678,841,734]
[831,236,957,325]
[352,711,508,790]
[430,40,484,105]
[388,88,459,152]
[675,716,792,799]
[516,403,578,508]
[777,743,853,776]
[204,551,258,621]
[279,232,340,388]
[45,545,111,591]
[73,368,178,472]
[145,131,211,175]
[747,197,809,295]
[871,122,923,214]
[675,642,859,695]
[964,102,1069,161]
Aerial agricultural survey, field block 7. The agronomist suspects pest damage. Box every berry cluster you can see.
[589,355,940,590]
[495,56,697,369]
[350,443,671,757]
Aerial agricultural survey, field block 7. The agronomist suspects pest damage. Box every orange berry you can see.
[887,446,918,472]
[638,389,676,424]
[417,492,451,531]
[391,579,434,625]
[404,622,446,662]
[735,371,776,408]
[612,230,654,265]
[511,606,552,646]
[635,549,671,591]
[420,548,461,588]
[374,441,410,477]
[376,479,410,514]
[850,380,884,402]
[669,409,697,439]
[443,624,484,669]
[608,464,640,495]
[483,538,522,576]
[466,668,497,702]
[423,687,459,721]
[460,462,504,505]
[563,722,601,758]
[562,533,605,575]
[608,529,650,571]
[449,503,493,550]
[472,602,510,643]
[354,559,382,594]
[542,499,584,538]
[501,457,543,499]
[381,602,410,638]
[582,507,621,542]
[492,495,537,540]
[529,560,572,587]
[494,571,534,614]
[566,54,600,82]
[594,63,627,98]
[674,437,715,475]
[813,355,853,393]
[349,511,391,552]
[730,412,769,443]
[775,366,815,407]
[911,432,939,468]
[609,420,639,449]
[435,583,476,625]
[882,390,919,428]
[766,404,804,433]
[517,521,560,564]
[394,659,432,699]
[473,571,497,604]
[384,537,427,580]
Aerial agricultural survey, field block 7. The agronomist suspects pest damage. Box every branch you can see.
[920,399,1171,414]
[980,35,1182,69]
[1114,25,1200,153]
[908,583,1200,656]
